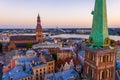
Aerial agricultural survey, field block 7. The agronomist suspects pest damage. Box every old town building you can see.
[57,47,73,60]
[2,49,55,80]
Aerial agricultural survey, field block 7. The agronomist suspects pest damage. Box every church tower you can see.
[83,0,116,80]
[36,14,43,42]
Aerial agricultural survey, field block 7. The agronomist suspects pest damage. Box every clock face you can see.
[104,38,110,45]
[89,37,93,43]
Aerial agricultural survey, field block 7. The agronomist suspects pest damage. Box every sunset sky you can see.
[0,0,120,28]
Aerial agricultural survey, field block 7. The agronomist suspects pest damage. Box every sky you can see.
[0,0,120,28]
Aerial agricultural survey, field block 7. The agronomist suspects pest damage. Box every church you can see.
[83,0,116,80]
[8,14,43,51]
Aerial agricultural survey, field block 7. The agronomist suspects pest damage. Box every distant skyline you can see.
[0,0,120,28]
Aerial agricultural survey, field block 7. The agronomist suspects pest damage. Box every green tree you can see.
[110,39,115,46]
[26,43,32,49]
[51,53,57,61]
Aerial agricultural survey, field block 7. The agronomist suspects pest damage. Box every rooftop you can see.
[78,50,85,57]
[2,65,33,80]
[45,69,80,80]
[10,35,36,41]
[85,45,115,55]
[32,43,60,49]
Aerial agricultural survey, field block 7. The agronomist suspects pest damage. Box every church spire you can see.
[36,13,43,42]
[37,13,41,26]
[90,0,110,47]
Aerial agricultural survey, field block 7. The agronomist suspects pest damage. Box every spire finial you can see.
[38,13,40,18]
[38,13,39,16]
[37,13,41,28]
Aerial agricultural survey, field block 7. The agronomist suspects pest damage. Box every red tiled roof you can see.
[56,59,65,68]
[56,58,81,69]
[73,59,81,67]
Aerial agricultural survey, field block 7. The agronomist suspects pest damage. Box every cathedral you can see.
[8,14,43,51]
[83,0,116,80]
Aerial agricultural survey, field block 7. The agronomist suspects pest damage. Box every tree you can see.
[110,39,115,46]
[51,53,57,61]
[26,43,32,49]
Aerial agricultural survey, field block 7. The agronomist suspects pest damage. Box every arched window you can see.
[102,71,105,79]
[89,69,92,78]
[101,70,109,79]
[103,56,106,62]
[106,56,109,61]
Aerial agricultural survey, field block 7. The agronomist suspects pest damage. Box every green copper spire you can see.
[90,0,110,47]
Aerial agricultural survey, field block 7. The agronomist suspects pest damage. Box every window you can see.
[40,69,42,71]
[40,73,42,75]
[36,74,38,76]
[44,71,45,74]
[103,56,106,62]
[48,63,53,66]
[49,71,50,73]
[106,56,109,61]
[40,76,42,80]
[102,71,105,79]
[103,55,109,62]
[51,70,53,72]
[51,67,53,69]
[89,68,92,78]
[44,68,45,70]
[36,70,38,72]
[36,77,38,80]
